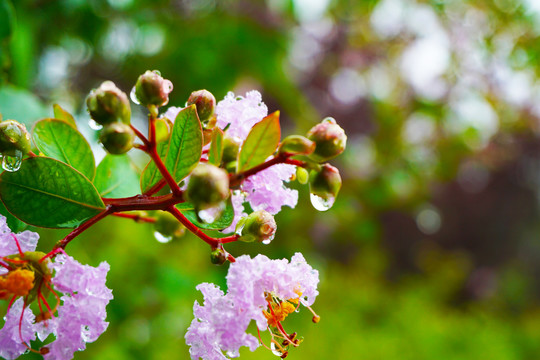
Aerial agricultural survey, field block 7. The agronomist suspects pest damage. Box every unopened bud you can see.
[154,211,185,240]
[86,81,131,125]
[296,167,309,185]
[307,117,347,162]
[222,135,241,164]
[210,248,227,265]
[0,120,31,156]
[99,123,135,154]
[185,163,229,209]
[238,210,276,243]
[309,163,341,200]
[133,70,173,107]
[278,135,315,156]
[187,89,216,124]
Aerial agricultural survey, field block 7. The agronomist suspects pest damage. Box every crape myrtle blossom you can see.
[163,91,299,233]
[185,253,320,359]
[0,216,113,360]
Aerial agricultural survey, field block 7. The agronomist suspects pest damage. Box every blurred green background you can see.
[3,0,540,358]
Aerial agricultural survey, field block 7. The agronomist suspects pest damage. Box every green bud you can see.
[296,167,309,185]
[154,211,185,240]
[278,135,315,156]
[0,120,32,156]
[133,70,173,107]
[187,89,216,124]
[155,117,172,144]
[99,122,135,155]
[210,248,227,265]
[222,135,241,164]
[185,163,229,209]
[307,117,347,163]
[238,210,276,243]
[224,161,237,174]
[86,81,131,125]
[309,163,342,200]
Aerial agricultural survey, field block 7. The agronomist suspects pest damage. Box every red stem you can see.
[130,124,151,148]
[53,207,113,250]
[166,206,219,247]
[144,179,167,196]
[229,154,304,187]
[112,212,156,223]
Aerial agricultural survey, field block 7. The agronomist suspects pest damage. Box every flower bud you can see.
[187,89,216,124]
[309,163,341,202]
[238,210,276,243]
[132,70,173,107]
[86,81,131,125]
[222,135,241,164]
[185,163,229,209]
[307,117,347,163]
[154,211,185,240]
[278,135,315,156]
[99,122,135,154]
[210,248,227,265]
[0,120,32,156]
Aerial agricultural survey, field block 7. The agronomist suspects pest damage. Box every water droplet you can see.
[130,87,140,104]
[271,342,286,357]
[198,205,223,224]
[2,150,22,172]
[154,231,172,243]
[310,193,335,211]
[88,119,102,130]
[152,69,161,76]
[262,235,275,245]
[162,80,174,94]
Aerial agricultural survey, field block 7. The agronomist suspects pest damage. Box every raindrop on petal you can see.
[162,80,174,94]
[2,150,22,172]
[310,193,335,211]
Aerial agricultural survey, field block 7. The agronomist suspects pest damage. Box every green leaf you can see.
[95,154,140,198]
[176,197,234,230]
[165,105,203,182]
[140,140,168,193]
[0,199,26,232]
[208,126,223,166]
[0,85,48,126]
[237,111,281,172]
[32,118,95,181]
[0,157,105,228]
[140,105,203,193]
[52,104,77,128]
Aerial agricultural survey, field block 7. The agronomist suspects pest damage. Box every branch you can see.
[229,154,305,187]
[53,207,113,250]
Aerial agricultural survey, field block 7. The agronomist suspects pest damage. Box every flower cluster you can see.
[164,91,299,233]
[0,216,113,360]
[185,253,319,359]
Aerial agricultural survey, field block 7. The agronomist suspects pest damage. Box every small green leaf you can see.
[95,154,140,198]
[176,197,234,230]
[53,104,77,128]
[165,105,203,182]
[32,118,95,180]
[140,140,168,193]
[0,200,26,232]
[140,105,203,193]
[237,111,281,172]
[208,126,223,166]
[0,157,105,228]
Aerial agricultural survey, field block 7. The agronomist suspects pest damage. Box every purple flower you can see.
[214,91,298,230]
[215,91,268,140]
[0,216,113,360]
[185,253,319,360]
[0,298,36,360]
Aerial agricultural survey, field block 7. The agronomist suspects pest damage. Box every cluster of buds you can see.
[86,81,134,154]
